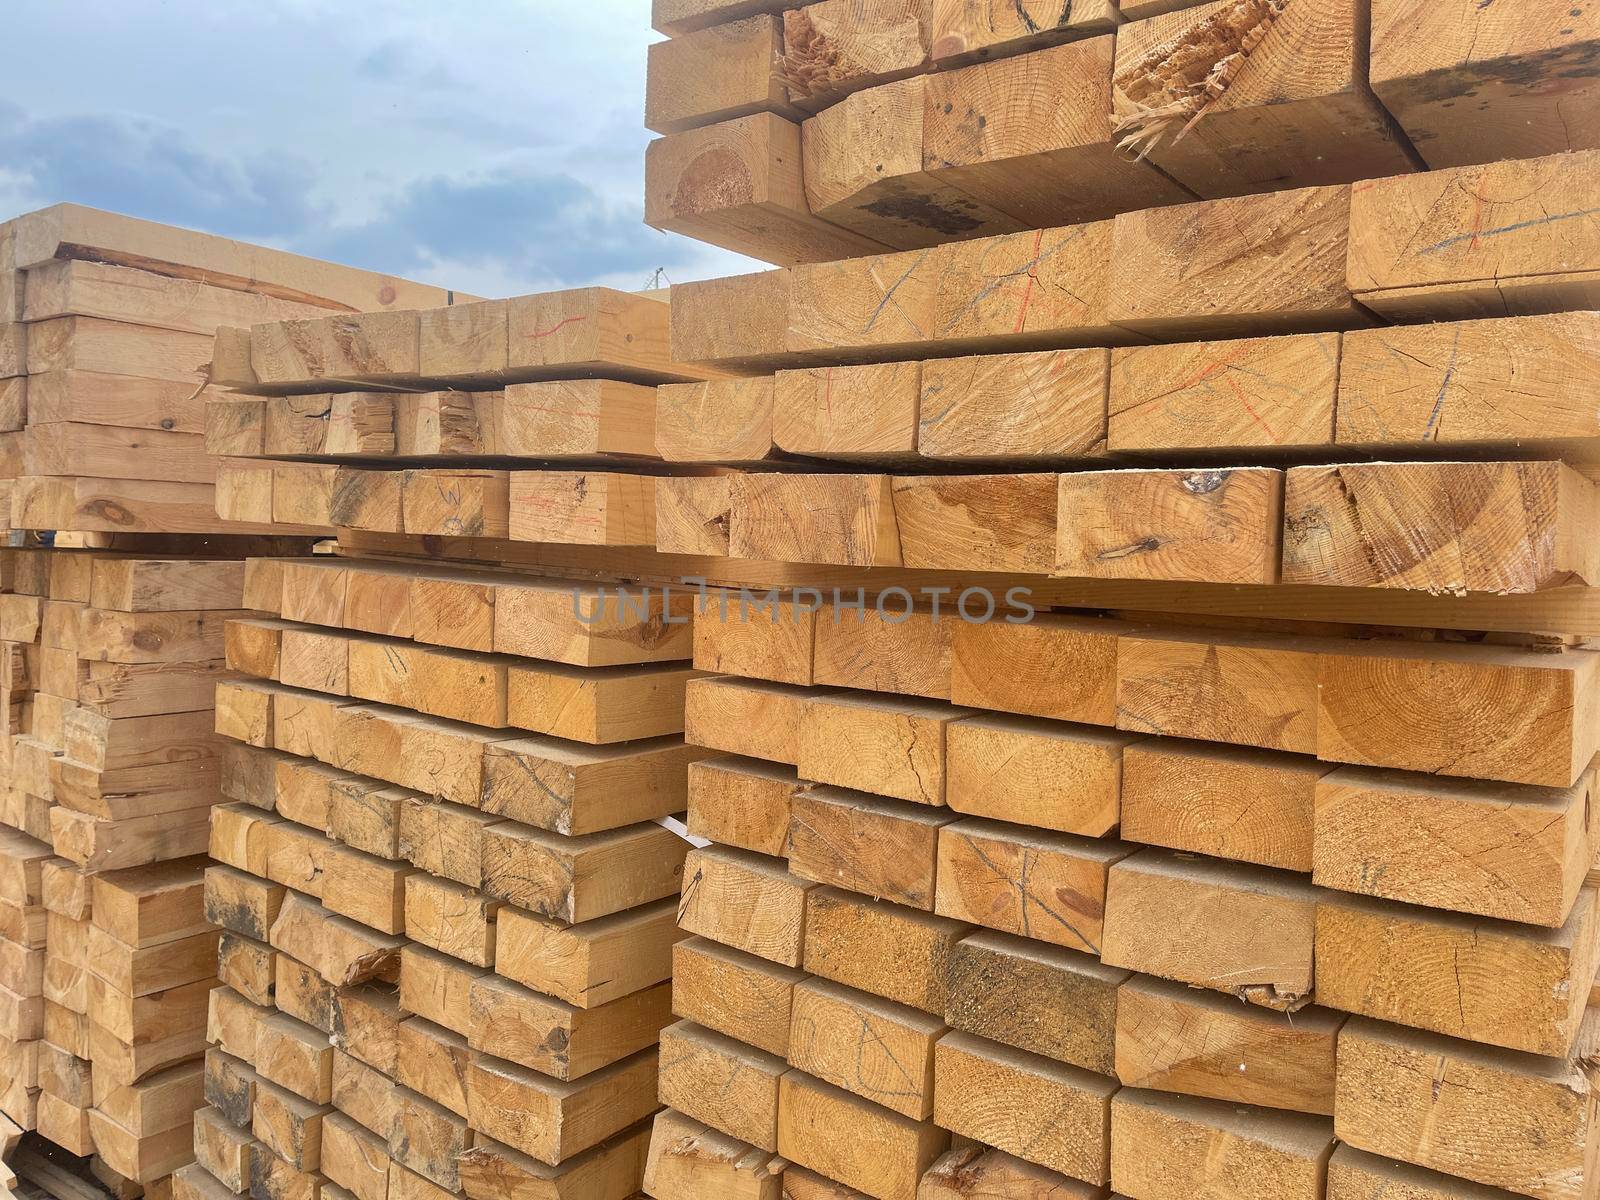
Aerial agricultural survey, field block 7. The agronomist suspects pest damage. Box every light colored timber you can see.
[678,845,813,966]
[1121,739,1326,873]
[891,473,1058,573]
[655,475,734,555]
[787,784,953,910]
[686,756,795,857]
[658,1019,785,1150]
[693,593,817,686]
[797,692,971,804]
[779,0,934,112]
[12,202,463,309]
[1324,1143,1548,1200]
[684,674,817,765]
[464,1047,659,1167]
[1281,460,1600,593]
[494,897,684,1010]
[507,471,656,547]
[1109,332,1339,456]
[1109,1088,1335,1200]
[1347,150,1600,320]
[1335,1016,1600,1200]
[950,613,1123,724]
[918,36,1194,228]
[729,473,900,566]
[1312,764,1596,927]
[933,1030,1116,1185]
[656,377,777,464]
[1315,886,1600,1057]
[641,1108,785,1200]
[917,347,1110,461]
[1055,465,1284,584]
[1370,1,1600,169]
[771,360,920,460]
[671,935,803,1058]
[934,818,1129,954]
[1109,184,1364,338]
[645,112,889,265]
[777,1070,949,1200]
[645,14,794,135]
[929,0,1120,64]
[1115,974,1344,1114]
[800,75,1024,249]
[811,606,952,700]
[1112,0,1417,197]
[1335,313,1600,461]
[1101,848,1318,1010]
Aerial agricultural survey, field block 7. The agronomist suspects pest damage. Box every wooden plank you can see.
[812,606,952,700]
[508,471,655,547]
[927,3,1117,64]
[918,36,1194,226]
[671,935,803,1058]
[1312,764,1595,926]
[801,76,1024,249]
[459,1126,651,1200]
[13,202,462,309]
[468,973,670,1083]
[934,1031,1115,1184]
[418,300,506,377]
[947,713,1126,838]
[781,0,935,110]
[1369,2,1600,169]
[641,1109,784,1200]
[1315,886,1600,1057]
[645,14,793,134]
[787,979,944,1119]
[1109,332,1339,456]
[918,347,1109,461]
[1317,640,1600,787]
[645,113,889,265]
[1056,465,1284,583]
[658,1019,785,1150]
[656,475,735,555]
[934,817,1128,953]
[657,377,777,464]
[1283,461,1600,593]
[1108,185,1364,338]
[687,756,795,858]
[1109,1088,1334,1199]
[1117,627,1324,754]
[1115,974,1344,1114]
[803,886,970,1014]
[945,929,1125,1075]
[892,473,1057,572]
[684,675,813,764]
[480,819,687,923]
[694,593,816,686]
[797,691,970,803]
[405,872,499,967]
[1122,740,1325,872]
[730,473,900,566]
[787,784,952,909]
[1335,1016,1599,1199]
[678,845,814,966]
[1335,313,1600,460]
[772,361,920,460]
[464,1047,659,1166]
[1325,1143,1547,1200]
[495,898,683,1010]
[950,613,1121,723]
[479,736,699,836]
[1112,0,1416,197]
[1348,150,1600,320]
[1101,848,1318,1010]
[777,1070,948,1200]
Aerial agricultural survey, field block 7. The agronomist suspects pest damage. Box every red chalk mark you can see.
[1352,181,1377,193]
[1013,229,1045,335]
[1467,193,1486,250]
[1226,375,1279,443]
[822,367,835,420]
[524,315,587,339]
[1174,343,1252,392]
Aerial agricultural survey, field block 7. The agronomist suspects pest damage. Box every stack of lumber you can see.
[642,0,1597,264]
[171,552,706,1200]
[0,207,461,1196]
[201,284,726,551]
[0,547,249,1191]
[0,204,466,536]
[629,5,1600,1199]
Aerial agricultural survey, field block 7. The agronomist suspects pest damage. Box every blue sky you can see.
[1,1,759,297]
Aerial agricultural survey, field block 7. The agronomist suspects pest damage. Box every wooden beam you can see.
[1348,150,1600,320]
[929,0,1119,65]
[645,14,794,134]
[672,935,804,1058]
[776,1070,948,1200]
[1281,461,1600,593]
[1370,2,1600,169]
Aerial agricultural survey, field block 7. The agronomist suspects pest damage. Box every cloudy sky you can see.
[1,1,760,298]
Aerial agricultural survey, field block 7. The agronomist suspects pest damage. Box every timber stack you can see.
[179,284,739,1200]
[637,1,1600,1199]
[0,206,462,1196]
